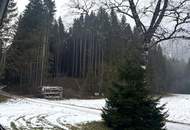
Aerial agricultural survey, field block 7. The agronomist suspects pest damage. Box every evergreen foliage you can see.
[147,45,168,93]
[102,56,167,130]
[5,0,55,93]
[0,0,18,81]
[47,8,133,95]
[0,0,18,44]
[3,4,185,96]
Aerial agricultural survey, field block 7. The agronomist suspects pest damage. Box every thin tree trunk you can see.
[40,33,47,87]
[79,38,83,78]
[82,35,87,77]
[72,39,75,77]
[75,39,78,77]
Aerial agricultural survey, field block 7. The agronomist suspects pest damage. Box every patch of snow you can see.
[141,65,146,70]
[160,94,190,124]
[0,98,104,129]
[0,94,190,130]
[166,123,190,130]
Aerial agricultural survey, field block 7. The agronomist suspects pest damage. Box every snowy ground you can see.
[160,94,190,124]
[0,94,190,130]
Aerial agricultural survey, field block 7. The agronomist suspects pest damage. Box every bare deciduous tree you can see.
[70,0,190,65]
[69,0,97,15]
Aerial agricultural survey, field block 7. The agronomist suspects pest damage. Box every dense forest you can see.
[2,0,190,130]
[0,0,190,97]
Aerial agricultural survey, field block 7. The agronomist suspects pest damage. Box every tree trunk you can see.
[0,40,2,61]
[72,39,75,77]
[82,35,87,77]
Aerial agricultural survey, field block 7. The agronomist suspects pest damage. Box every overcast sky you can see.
[16,0,190,61]
[17,0,74,27]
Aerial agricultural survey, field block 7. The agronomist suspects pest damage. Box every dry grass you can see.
[0,95,8,102]
[71,122,111,130]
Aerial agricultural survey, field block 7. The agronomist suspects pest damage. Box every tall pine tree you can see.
[5,0,55,93]
[0,0,18,81]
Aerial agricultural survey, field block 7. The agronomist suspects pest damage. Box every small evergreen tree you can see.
[102,57,167,130]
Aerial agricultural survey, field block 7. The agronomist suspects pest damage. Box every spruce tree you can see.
[0,0,18,82]
[0,0,18,44]
[102,56,167,130]
[5,0,55,93]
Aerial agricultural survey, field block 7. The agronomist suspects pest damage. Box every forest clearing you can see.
[0,94,190,130]
[1,0,190,130]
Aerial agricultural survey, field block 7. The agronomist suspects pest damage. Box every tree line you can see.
[148,45,190,94]
[0,0,189,96]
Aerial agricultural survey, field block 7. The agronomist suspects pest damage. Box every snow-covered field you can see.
[0,94,190,130]
[160,94,190,124]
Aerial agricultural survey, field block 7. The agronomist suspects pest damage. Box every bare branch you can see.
[69,0,190,50]
[150,0,169,38]
[148,0,162,32]
[128,0,146,33]
[69,0,96,15]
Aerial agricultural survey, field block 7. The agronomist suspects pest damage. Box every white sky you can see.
[16,0,190,61]
[16,0,137,28]
[17,0,74,27]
